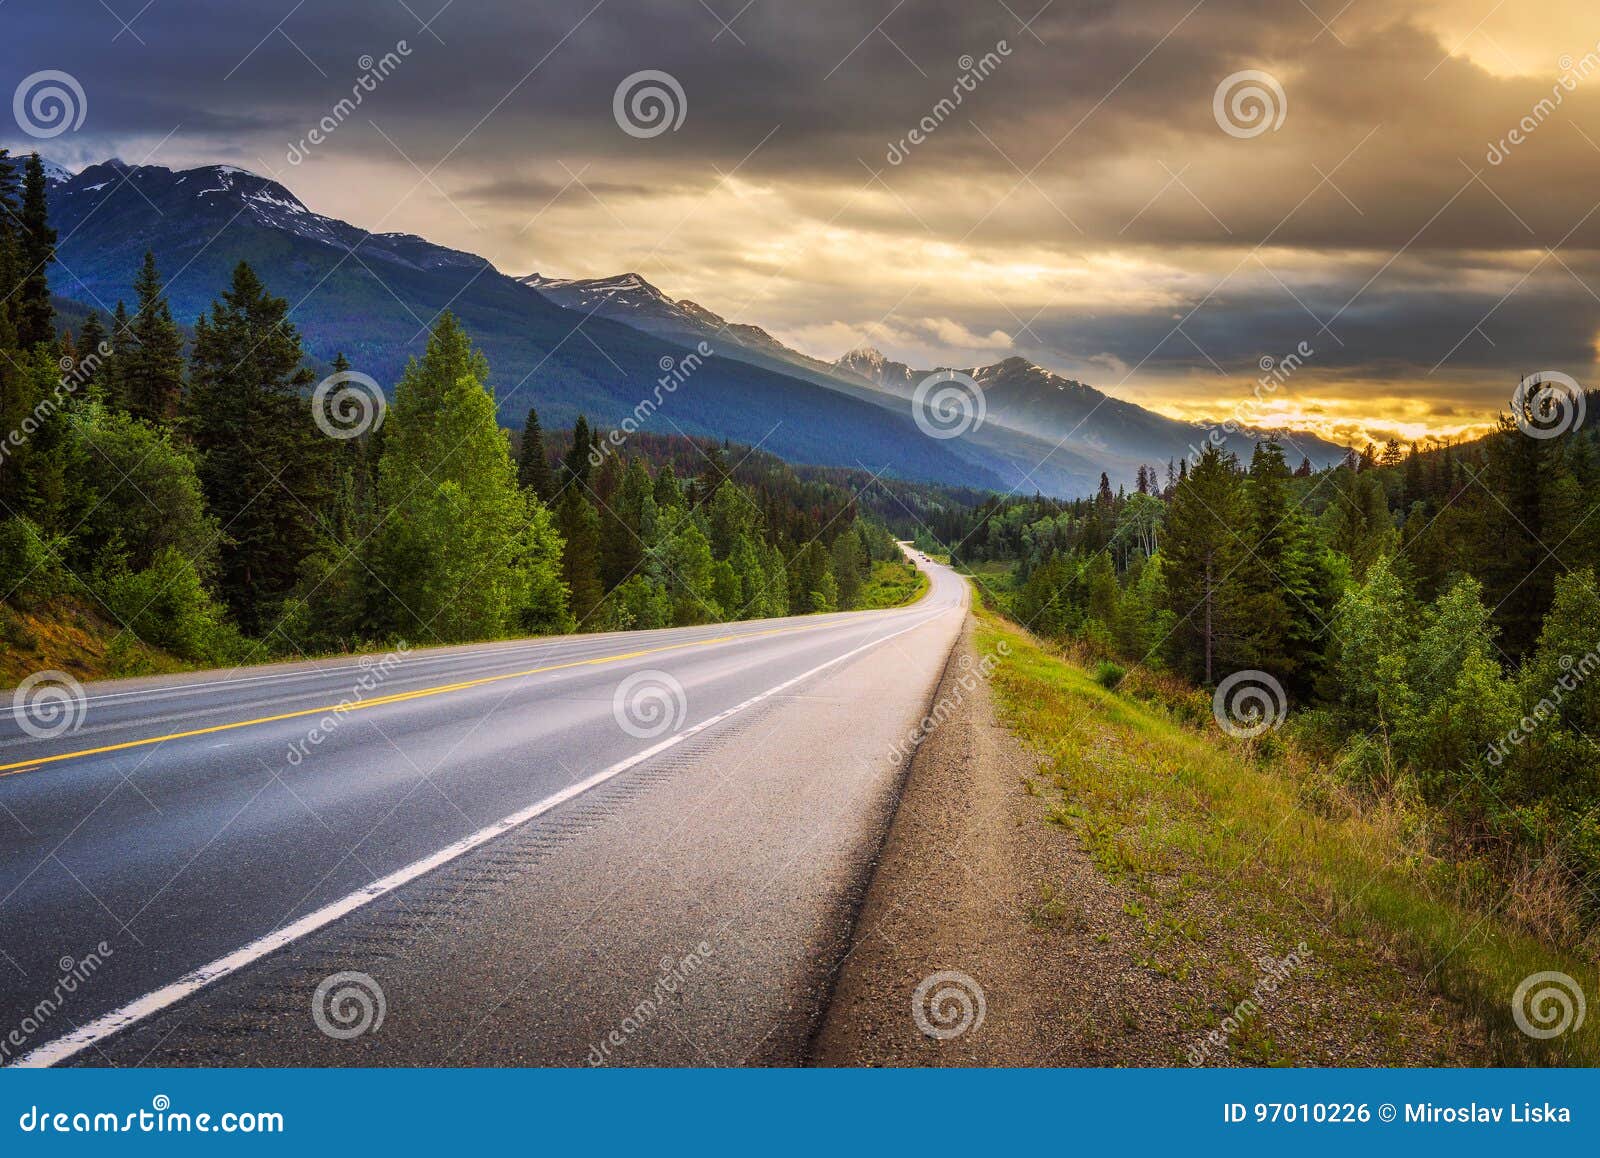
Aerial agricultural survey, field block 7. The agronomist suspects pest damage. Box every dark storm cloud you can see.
[7,0,1600,437]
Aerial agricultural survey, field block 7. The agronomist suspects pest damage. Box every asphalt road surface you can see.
[0,551,966,1066]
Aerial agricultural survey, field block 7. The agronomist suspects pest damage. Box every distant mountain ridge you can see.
[517,271,848,381]
[519,270,1347,480]
[834,347,1348,473]
[38,155,1344,497]
[38,157,1016,493]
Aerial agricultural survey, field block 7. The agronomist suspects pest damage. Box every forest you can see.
[920,419,1600,940]
[0,148,910,678]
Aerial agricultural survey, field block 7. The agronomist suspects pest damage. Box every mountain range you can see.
[40,157,1347,497]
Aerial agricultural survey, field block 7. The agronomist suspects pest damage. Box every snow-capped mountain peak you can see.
[35,157,76,185]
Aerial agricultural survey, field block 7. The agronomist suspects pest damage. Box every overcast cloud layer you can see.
[8,0,1600,444]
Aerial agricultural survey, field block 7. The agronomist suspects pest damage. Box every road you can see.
[0,551,965,1066]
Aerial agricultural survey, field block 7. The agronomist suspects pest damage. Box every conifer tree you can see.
[15,155,56,349]
[187,262,325,635]
[124,252,186,424]
[75,310,108,396]
[517,406,555,501]
[599,456,653,589]
[831,529,863,609]
[563,414,593,489]
[555,490,604,626]
[1161,446,1250,683]
[1241,441,1328,691]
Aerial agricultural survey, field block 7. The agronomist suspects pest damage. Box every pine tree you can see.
[0,150,20,310]
[1241,441,1327,691]
[653,461,685,528]
[555,490,604,626]
[831,529,863,609]
[1161,446,1250,683]
[693,443,731,506]
[517,406,555,501]
[563,414,593,489]
[1480,404,1576,658]
[187,262,325,636]
[14,154,56,349]
[0,155,25,506]
[75,310,108,397]
[123,252,186,424]
[102,300,132,411]
[599,456,654,590]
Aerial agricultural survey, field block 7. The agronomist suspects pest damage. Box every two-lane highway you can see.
[0,551,966,1065]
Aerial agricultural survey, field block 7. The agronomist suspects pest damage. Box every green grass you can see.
[976,603,1598,1066]
[857,559,930,609]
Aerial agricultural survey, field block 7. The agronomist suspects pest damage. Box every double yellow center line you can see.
[0,618,850,778]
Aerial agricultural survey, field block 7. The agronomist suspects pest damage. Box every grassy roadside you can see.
[973,601,1597,1066]
[0,597,187,688]
[858,558,929,609]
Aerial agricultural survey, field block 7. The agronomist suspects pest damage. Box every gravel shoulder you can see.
[811,617,1488,1067]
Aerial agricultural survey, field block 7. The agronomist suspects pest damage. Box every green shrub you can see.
[0,517,55,602]
[1093,660,1126,690]
[100,548,255,665]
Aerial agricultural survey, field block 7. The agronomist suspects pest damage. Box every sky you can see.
[7,0,1600,447]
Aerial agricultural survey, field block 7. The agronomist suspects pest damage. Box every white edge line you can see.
[12,604,955,1068]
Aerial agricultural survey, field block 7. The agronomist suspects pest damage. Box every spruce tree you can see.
[187,262,325,636]
[563,414,593,488]
[75,311,107,396]
[0,150,19,310]
[599,456,652,590]
[123,252,186,424]
[15,154,56,349]
[555,490,604,626]
[517,406,555,501]
[1161,445,1250,683]
[101,300,133,411]
[830,530,863,609]
[1241,441,1327,692]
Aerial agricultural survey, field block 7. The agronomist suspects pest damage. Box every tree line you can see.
[0,148,903,671]
[932,420,1600,931]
